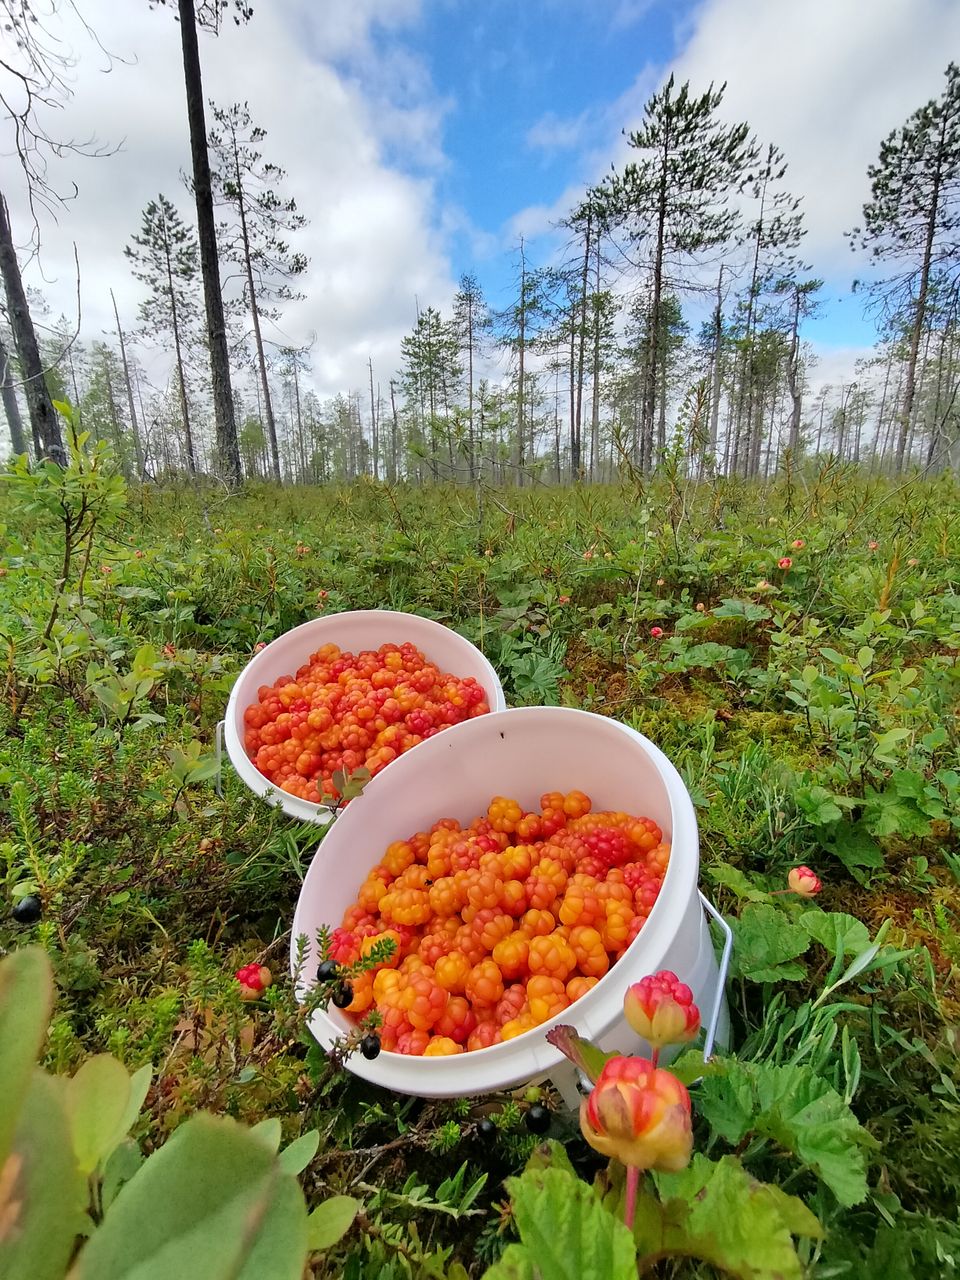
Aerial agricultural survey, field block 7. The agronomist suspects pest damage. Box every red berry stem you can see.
[624,1164,640,1231]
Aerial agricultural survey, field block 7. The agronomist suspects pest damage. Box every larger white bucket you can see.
[223,610,507,825]
[291,706,729,1101]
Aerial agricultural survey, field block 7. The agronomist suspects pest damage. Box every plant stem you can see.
[624,1164,640,1231]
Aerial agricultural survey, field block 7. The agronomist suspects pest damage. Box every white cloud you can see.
[509,0,960,298]
[1,0,455,407]
[525,111,589,153]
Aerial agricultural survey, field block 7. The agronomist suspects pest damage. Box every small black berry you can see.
[12,895,42,925]
[477,1117,497,1139]
[525,1104,551,1135]
[316,958,338,982]
[360,1033,381,1060]
[331,982,353,1009]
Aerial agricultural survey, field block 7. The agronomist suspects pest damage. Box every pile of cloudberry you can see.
[243,641,490,803]
[325,790,669,1056]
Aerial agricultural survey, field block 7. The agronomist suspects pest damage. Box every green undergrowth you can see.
[1,451,959,1277]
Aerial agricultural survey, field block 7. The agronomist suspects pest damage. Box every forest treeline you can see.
[1,1,958,485]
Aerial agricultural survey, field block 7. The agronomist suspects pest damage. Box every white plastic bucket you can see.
[291,705,729,1102]
[224,610,507,824]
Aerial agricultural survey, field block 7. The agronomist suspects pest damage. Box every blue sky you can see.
[8,0,960,412]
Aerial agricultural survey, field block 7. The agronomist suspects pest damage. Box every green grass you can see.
[1,463,959,1277]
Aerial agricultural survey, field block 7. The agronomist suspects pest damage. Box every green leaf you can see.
[645,1155,822,1280]
[482,1243,537,1279]
[712,598,771,622]
[695,1061,870,1205]
[799,911,871,960]
[65,1054,133,1174]
[101,1139,145,1212]
[0,1071,87,1280]
[250,1117,283,1152]
[278,1129,319,1176]
[707,862,770,902]
[524,1139,576,1177]
[729,904,810,983]
[0,947,54,1169]
[72,1113,309,1280]
[820,820,885,872]
[306,1194,361,1251]
[504,1167,637,1280]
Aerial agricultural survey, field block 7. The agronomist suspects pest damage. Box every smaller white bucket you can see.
[291,706,729,1101]
[223,609,507,824]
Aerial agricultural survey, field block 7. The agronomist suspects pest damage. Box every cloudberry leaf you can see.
[502,1166,637,1280]
[729,904,810,983]
[694,1061,871,1206]
[799,910,870,961]
[635,1154,823,1280]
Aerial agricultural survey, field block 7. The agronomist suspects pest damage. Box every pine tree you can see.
[730,143,806,475]
[208,101,308,484]
[452,273,490,483]
[125,195,201,474]
[591,75,757,466]
[851,62,960,471]
[149,0,248,486]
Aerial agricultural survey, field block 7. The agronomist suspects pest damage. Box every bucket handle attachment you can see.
[698,890,733,1064]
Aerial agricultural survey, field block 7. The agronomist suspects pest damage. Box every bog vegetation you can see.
[0,432,958,1277]
[1,4,960,1277]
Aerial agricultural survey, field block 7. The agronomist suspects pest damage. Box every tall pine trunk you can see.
[786,287,803,454]
[896,147,942,471]
[368,357,379,481]
[707,267,724,471]
[232,135,281,483]
[0,193,64,462]
[0,331,28,455]
[573,216,591,479]
[111,290,145,479]
[161,219,197,474]
[177,0,241,486]
[643,130,669,466]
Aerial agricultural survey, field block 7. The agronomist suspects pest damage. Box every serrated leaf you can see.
[65,1054,133,1174]
[482,1243,537,1279]
[72,1113,308,1280]
[278,1130,319,1176]
[646,1155,822,1280]
[306,1194,360,1250]
[707,862,769,902]
[695,1061,869,1206]
[505,1166,637,1280]
[729,905,810,984]
[0,1071,87,1280]
[799,911,871,960]
[0,947,53,1169]
[524,1139,576,1177]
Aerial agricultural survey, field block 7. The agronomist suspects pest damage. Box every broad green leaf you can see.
[72,1113,309,1280]
[504,1166,636,1280]
[821,820,885,872]
[799,911,870,960]
[0,947,53,1168]
[482,1243,537,1279]
[524,1138,576,1177]
[306,1194,360,1250]
[0,1071,87,1280]
[729,905,810,984]
[278,1129,319,1176]
[695,1061,870,1206]
[65,1054,133,1174]
[101,1139,145,1213]
[644,1154,822,1280]
[250,1117,283,1152]
[707,862,769,903]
